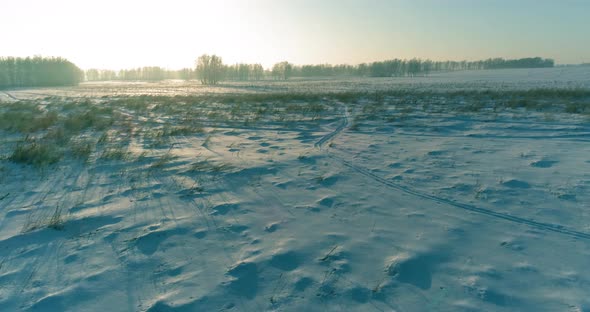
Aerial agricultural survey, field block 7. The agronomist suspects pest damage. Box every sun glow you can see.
[2,0,589,69]
[2,0,288,69]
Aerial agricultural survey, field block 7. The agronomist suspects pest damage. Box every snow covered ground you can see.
[2,67,590,100]
[1,69,590,311]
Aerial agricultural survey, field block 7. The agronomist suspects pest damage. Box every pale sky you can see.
[1,0,589,70]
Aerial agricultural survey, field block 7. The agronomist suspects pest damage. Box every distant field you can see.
[1,67,589,101]
[1,70,589,311]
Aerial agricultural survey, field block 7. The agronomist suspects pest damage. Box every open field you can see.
[1,68,590,311]
[1,67,590,101]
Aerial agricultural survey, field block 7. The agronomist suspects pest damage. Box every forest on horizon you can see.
[0,55,555,89]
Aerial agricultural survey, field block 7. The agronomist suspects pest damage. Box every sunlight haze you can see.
[2,0,589,69]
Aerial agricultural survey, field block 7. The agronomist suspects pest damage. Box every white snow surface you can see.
[2,67,590,100]
[1,69,590,311]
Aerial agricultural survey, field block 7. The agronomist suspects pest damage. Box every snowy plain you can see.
[0,67,589,311]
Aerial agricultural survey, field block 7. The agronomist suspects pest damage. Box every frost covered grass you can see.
[9,136,63,166]
[0,103,58,133]
[1,88,588,168]
[188,156,234,173]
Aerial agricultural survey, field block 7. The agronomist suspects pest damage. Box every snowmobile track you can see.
[333,153,590,241]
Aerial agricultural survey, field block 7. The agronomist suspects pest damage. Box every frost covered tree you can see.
[250,64,264,80]
[196,54,224,85]
[0,56,83,89]
[272,61,293,80]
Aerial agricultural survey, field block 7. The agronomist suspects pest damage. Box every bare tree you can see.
[196,54,224,85]
[271,61,293,80]
[0,56,82,89]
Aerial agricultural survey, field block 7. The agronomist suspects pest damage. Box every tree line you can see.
[84,56,555,84]
[0,56,83,89]
[291,57,555,78]
[0,55,555,88]
[194,56,555,83]
[85,64,264,83]
[85,56,267,84]
[86,67,195,82]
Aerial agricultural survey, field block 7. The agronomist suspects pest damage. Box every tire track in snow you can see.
[1,91,18,100]
[314,102,349,149]
[383,132,590,142]
[314,103,590,241]
[333,154,590,240]
[4,90,78,99]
